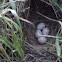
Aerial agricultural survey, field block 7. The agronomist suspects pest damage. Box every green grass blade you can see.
[0,15,24,48]
[2,0,8,3]
[3,20,10,40]
[9,0,22,28]
[0,36,15,50]
[51,0,62,11]
[0,27,5,37]
[56,39,61,57]
[5,17,25,48]
[55,28,61,57]
[0,53,6,60]
[15,17,22,30]
[0,43,10,60]
[9,0,16,10]
[49,51,62,59]
[5,17,23,38]
[0,53,10,61]
[38,35,62,39]
[0,15,23,37]
[12,28,24,59]
[0,15,24,59]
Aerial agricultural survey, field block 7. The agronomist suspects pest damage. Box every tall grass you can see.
[0,0,28,61]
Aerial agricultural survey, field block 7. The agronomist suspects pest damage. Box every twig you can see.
[25,42,42,55]
[36,11,58,22]
[51,5,59,18]
[55,57,61,62]
[40,0,60,18]
[40,0,52,6]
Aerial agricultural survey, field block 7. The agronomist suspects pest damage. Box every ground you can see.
[21,0,61,62]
